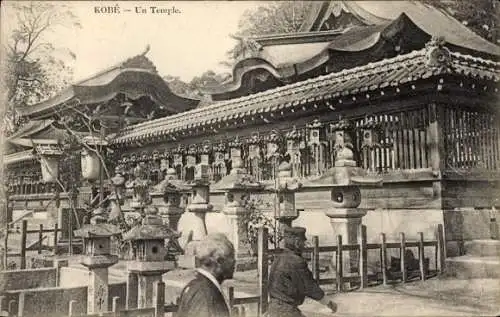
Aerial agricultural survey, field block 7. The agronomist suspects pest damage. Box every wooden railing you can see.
[3,219,61,269]
[260,224,445,293]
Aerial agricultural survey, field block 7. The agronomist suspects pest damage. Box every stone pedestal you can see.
[224,204,253,261]
[178,181,213,268]
[87,267,109,313]
[326,208,367,275]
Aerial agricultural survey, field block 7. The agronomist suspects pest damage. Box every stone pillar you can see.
[137,274,164,308]
[186,182,212,240]
[274,162,302,246]
[126,272,138,309]
[74,210,121,314]
[223,191,252,259]
[151,168,185,231]
[88,268,109,313]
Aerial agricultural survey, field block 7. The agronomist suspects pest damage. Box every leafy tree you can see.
[236,1,312,36]
[2,2,81,121]
[419,0,499,43]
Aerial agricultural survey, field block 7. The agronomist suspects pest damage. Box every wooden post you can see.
[380,233,388,285]
[437,224,446,274]
[312,236,320,283]
[418,232,426,280]
[359,225,368,289]
[112,296,119,314]
[257,227,268,316]
[68,300,77,316]
[20,220,27,269]
[0,295,5,312]
[3,223,8,269]
[153,281,165,317]
[126,272,138,309]
[400,232,406,283]
[38,224,43,254]
[228,286,235,316]
[8,300,17,316]
[53,223,59,255]
[335,235,343,292]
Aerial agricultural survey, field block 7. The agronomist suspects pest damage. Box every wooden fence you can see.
[3,220,62,269]
[261,224,445,293]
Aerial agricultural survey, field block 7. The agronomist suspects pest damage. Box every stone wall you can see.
[0,267,57,291]
[4,282,126,317]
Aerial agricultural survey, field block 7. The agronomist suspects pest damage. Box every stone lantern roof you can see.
[123,206,177,241]
[74,208,122,238]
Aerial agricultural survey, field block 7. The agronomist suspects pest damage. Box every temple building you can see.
[4,1,500,256]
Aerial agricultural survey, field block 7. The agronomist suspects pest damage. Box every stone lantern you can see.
[81,136,108,181]
[177,160,213,268]
[214,158,263,269]
[305,119,382,281]
[123,206,176,309]
[74,208,121,314]
[35,143,63,183]
[150,168,189,231]
[271,161,302,233]
[109,166,126,222]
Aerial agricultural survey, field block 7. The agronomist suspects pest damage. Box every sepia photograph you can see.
[0,1,499,316]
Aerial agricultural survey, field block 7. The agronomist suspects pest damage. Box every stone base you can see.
[235,256,257,271]
[177,254,197,269]
[127,260,175,274]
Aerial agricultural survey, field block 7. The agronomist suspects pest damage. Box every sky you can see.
[0,1,401,83]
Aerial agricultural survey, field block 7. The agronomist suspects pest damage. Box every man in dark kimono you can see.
[268,227,337,317]
[176,233,235,317]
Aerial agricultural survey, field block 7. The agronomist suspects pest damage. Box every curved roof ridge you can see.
[119,48,430,136]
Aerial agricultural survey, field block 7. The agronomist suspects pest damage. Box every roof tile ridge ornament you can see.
[330,118,353,131]
[172,144,186,155]
[286,126,301,141]
[228,136,242,149]
[265,129,282,143]
[247,132,262,145]
[213,140,227,153]
[425,36,451,68]
[307,118,323,129]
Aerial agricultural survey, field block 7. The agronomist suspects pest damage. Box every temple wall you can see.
[0,267,57,291]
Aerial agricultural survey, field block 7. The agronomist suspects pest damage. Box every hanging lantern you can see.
[81,136,108,181]
[38,145,63,183]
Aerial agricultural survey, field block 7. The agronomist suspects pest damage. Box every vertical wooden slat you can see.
[20,220,27,269]
[418,232,426,281]
[53,223,59,256]
[228,286,236,316]
[0,295,4,312]
[312,236,320,283]
[479,113,486,168]
[258,227,269,316]
[380,233,388,285]
[336,235,343,292]
[4,223,9,268]
[111,296,119,313]
[38,224,43,254]
[398,112,405,169]
[68,300,77,317]
[359,225,368,289]
[400,232,406,283]
[8,300,17,316]
[437,224,446,274]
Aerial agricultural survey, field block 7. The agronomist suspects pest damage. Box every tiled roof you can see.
[20,47,199,118]
[112,44,499,146]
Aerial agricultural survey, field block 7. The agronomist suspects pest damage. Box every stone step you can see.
[464,239,500,257]
[445,255,500,279]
